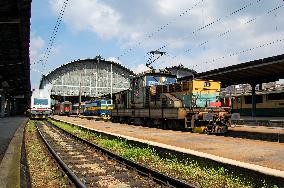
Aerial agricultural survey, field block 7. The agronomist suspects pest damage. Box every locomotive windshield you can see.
[146,75,176,86]
[34,98,48,105]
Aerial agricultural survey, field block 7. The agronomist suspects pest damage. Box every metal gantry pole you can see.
[251,83,256,118]
[95,72,98,97]
[110,63,113,100]
[62,75,65,102]
[78,72,82,116]
[96,60,99,97]
[89,74,91,96]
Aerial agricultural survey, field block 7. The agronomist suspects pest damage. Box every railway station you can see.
[0,1,284,187]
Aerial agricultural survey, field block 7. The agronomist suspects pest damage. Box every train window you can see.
[244,96,251,104]
[267,92,284,100]
[34,98,48,105]
[204,82,211,87]
[244,95,263,104]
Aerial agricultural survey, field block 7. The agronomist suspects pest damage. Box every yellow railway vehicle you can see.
[231,90,284,116]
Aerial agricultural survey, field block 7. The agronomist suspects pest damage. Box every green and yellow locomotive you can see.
[111,72,230,134]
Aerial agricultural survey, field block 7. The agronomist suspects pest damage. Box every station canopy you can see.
[0,0,31,97]
[194,54,284,87]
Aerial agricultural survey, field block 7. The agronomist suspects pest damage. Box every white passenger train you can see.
[30,89,51,119]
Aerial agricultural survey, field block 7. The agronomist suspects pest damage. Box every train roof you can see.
[85,99,112,103]
[72,102,85,106]
[178,77,220,83]
[62,101,72,104]
[231,89,284,97]
[134,71,177,79]
[177,75,194,82]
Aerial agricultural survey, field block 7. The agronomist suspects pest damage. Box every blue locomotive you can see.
[84,99,113,118]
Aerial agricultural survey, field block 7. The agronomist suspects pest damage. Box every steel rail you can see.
[45,120,196,188]
[36,122,87,188]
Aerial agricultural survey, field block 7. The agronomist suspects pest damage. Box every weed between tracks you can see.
[48,118,280,188]
[25,120,72,187]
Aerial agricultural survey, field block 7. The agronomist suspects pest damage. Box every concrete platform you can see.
[228,125,284,142]
[52,115,284,179]
[70,115,110,121]
[234,116,284,127]
[59,115,284,142]
[0,117,28,188]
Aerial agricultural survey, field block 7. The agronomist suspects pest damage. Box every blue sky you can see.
[30,0,284,89]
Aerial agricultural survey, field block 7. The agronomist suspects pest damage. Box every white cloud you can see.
[30,33,45,64]
[106,57,121,64]
[30,33,60,68]
[156,0,190,16]
[48,0,284,73]
[50,0,122,39]
[131,64,151,74]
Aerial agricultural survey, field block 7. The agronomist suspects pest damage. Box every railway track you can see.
[36,121,195,188]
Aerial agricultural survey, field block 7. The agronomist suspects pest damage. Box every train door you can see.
[63,102,71,115]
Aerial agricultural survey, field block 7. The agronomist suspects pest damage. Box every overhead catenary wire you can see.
[31,68,44,75]
[193,37,284,71]
[117,0,204,59]
[132,0,263,69]
[42,1,69,72]
[34,0,70,74]
[153,0,263,56]
[172,2,284,65]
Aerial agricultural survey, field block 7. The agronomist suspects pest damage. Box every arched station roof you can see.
[40,57,135,97]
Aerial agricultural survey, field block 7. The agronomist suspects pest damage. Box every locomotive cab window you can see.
[204,82,211,87]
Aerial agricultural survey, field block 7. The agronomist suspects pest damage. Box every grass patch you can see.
[25,120,71,187]
[48,118,280,188]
